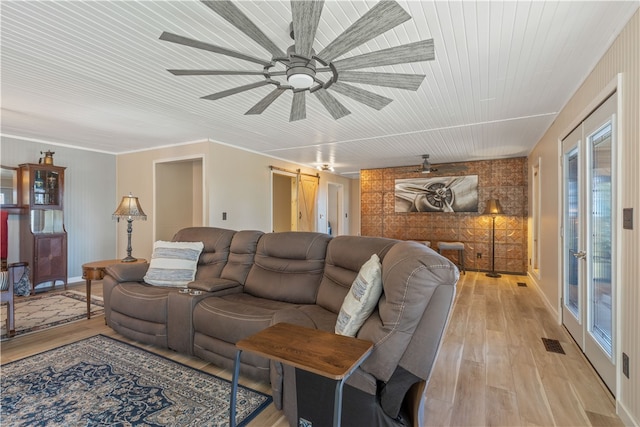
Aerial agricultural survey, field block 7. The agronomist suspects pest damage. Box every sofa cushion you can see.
[220,230,264,284]
[357,241,459,382]
[144,240,204,287]
[271,305,338,332]
[110,282,173,324]
[172,227,236,280]
[193,293,300,344]
[317,235,397,314]
[244,232,330,304]
[335,254,383,337]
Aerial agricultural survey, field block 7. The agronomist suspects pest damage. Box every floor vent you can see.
[542,338,565,354]
[517,282,527,287]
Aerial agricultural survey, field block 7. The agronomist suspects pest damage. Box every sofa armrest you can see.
[105,263,148,283]
[188,278,241,293]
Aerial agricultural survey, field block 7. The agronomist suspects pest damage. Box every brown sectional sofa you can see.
[102,227,459,426]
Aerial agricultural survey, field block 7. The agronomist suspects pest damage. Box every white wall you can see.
[116,140,356,261]
[0,136,117,280]
[527,10,639,424]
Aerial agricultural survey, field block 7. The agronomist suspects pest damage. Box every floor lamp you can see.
[112,193,147,262]
[484,198,503,278]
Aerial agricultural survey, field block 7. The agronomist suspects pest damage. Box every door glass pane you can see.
[565,148,579,317]
[590,124,613,355]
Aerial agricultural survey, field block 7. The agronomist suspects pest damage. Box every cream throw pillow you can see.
[335,254,383,337]
[0,271,8,291]
[144,241,204,287]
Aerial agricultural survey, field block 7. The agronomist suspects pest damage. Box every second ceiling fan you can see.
[413,154,469,174]
[160,0,435,122]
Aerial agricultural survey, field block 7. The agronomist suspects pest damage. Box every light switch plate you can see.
[623,208,633,230]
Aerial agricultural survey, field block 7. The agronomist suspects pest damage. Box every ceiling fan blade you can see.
[314,89,351,120]
[329,82,392,110]
[291,0,324,58]
[159,32,270,66]
[168,69,265,76]
[338,71,425,91]
[201,81,270,101]
[246,88,286,115]
[317,0,411,62]
[290,91,307,122]
[333,39,435,71]
[436,164,468,172]
[201,0,286,58]
[269,70,288,76]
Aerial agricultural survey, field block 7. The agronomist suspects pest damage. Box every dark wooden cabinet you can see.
[19,163,67,293]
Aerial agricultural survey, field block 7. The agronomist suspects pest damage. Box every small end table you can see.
[81,258,147,319]
[231,322,373,427]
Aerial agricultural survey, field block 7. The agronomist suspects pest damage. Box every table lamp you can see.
[112,193,147,262]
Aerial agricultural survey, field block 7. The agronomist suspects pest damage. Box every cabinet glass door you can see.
[33,170,60,206]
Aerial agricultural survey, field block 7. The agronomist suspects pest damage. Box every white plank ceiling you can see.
[1,0,638,176]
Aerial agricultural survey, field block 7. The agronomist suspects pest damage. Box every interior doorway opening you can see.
[154,157,204,241]
[531,160,541,277]
[272,171,297,232]
[327,182,344,236]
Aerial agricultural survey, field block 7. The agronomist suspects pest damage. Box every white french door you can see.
[561,93,617,394]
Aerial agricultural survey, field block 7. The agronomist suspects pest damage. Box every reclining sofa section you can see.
[103,227,459,426]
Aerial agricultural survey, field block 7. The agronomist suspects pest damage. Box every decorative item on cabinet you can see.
[18,163,67,294]
[39,150,55,165]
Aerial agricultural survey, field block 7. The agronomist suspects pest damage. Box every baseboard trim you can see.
[527,271,560,322]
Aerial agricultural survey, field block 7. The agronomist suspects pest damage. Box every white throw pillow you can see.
[335,254,383,337]
[144,241,204,287]
[0,271,8,291]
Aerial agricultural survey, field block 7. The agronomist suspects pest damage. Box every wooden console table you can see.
[81,258,146,319]
[230,322,373,427]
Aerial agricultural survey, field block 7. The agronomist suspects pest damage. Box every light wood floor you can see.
[0,273,623,426]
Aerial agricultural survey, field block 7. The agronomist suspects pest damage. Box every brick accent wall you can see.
[360,157,528,274]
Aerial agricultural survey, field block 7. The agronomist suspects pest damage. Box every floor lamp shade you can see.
[483,199,504,216]
[484,199,503,278]
[112,193,147,262]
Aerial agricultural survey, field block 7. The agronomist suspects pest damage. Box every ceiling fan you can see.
[160,0,435,122]
[411,154,469,174]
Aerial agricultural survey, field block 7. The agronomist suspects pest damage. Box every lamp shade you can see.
[483,198,504,215]
[112,193,147,220]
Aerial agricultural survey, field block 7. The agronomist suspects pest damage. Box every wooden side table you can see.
[230,322,373,427]
[81,258,146,319]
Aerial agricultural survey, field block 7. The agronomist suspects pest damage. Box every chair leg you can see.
[5,262,27,338]
[7,299,15,337]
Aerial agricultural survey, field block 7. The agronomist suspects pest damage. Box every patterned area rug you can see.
[0,290,104,340]
[1,335,272,426]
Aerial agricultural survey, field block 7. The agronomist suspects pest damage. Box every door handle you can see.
[572,250,587,260]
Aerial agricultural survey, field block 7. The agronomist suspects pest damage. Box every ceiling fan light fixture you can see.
[421,155,431,173]
[318,164,334,172]
[286,45,316,90]
[288,73,314,89]
[161,0,436,121]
